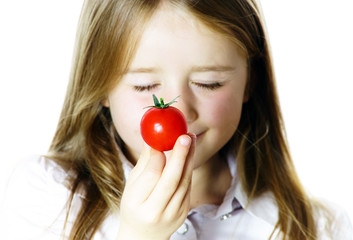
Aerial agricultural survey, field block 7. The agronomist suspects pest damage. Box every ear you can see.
[101,98,110,107]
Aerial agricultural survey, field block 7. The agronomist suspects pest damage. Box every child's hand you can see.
[117,134,195,240]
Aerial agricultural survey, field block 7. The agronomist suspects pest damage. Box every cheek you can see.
[113,106,141,136]
[111,106,140,145]
[203,91,243,128]
[108,91,147,158]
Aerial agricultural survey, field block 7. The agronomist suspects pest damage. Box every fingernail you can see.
[180,136,191,146]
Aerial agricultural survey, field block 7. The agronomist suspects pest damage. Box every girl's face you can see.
[104,6,248,167]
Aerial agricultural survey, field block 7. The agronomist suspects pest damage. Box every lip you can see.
[196,132,205,140]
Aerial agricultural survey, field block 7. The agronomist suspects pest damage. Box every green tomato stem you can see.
[147,94,180,109]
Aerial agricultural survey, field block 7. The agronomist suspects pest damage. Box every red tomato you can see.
[140,95,187,151]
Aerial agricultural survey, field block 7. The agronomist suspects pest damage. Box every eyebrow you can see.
[190,65,236,72]
[127,67,158,74]
[127,65,236,74]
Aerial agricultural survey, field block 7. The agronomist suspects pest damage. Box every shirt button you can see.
[176,223,189,235]
[220,213,232,221]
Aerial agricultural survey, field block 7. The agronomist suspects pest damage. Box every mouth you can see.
[196,132,205,140]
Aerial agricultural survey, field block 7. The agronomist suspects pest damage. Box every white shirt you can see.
[1,154,352,240]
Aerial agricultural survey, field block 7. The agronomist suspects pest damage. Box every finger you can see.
[174,179,192,220]
[165,133,195,211]
[127,144,151,185]
[126,148,166,204]
[147,134,193,209]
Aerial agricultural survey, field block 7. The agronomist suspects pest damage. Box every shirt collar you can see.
[193,152,279,227]
[214,152,241,218]
[232,158,279,227]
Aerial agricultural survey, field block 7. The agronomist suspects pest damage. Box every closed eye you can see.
[133,84,159,92]
[193,82,223,90]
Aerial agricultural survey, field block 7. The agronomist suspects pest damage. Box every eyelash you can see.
[133,84,159,92]
[133,82,222,92]
[193,82,223,90]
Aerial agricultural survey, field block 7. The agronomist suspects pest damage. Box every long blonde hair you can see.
[48,0,317,239]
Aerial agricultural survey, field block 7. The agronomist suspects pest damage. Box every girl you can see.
[2,0,352,239]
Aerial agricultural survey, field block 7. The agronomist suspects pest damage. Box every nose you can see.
[171,94,198,124]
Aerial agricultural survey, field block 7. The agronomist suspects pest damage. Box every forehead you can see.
[145,4,221,42]
[129,4,246,68]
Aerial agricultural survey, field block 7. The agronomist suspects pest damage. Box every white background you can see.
[1,0,352,225]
